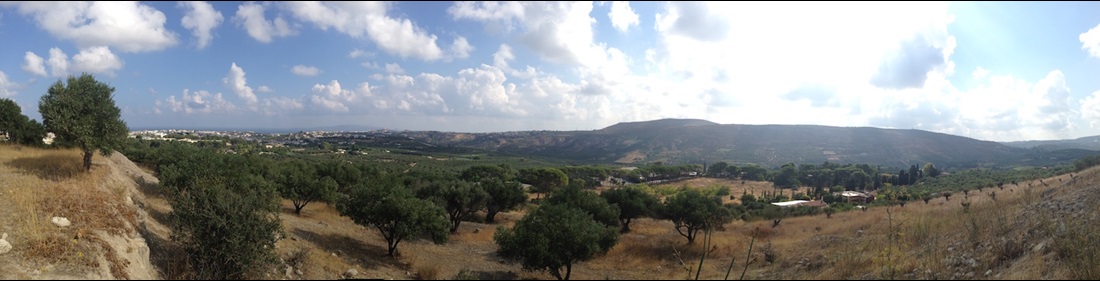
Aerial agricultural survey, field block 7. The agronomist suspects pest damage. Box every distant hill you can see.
[1001,135,1100,151]
[397,118,1092,170]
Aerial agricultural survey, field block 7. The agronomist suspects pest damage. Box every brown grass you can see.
[1,145,137,278]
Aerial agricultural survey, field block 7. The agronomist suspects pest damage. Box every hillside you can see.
[5,144,1100,280]
[1002,135,1100,151]
[398,119,1091,169]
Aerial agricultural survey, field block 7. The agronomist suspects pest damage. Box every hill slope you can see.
[401,119,1090,169]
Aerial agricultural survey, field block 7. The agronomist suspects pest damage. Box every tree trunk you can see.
[620,218,631,233]
[82,148,93,172]
[485,207,499,224]
[564,263,572,280]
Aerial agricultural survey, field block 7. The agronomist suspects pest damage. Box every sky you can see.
[1,1,1100,142]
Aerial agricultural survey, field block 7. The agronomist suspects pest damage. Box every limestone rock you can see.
[51,217,71,227]
[0,233,12,254]
[344,269,358,278]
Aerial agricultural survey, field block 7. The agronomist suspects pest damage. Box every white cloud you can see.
[256,85,273,93]
[655,2,730,42]
[179,1,224,49]
[451,36,474,59]
[27,46,123,77]
[348,48,369,58]
[22,52,47,76]
[233,1,296,43]
[6,2,177,52]
[47,48,70,76]
[972,66,989,80]
[224,63,257,105]
[290,65,320,77]
[261,96,303,116]
[1080,22,1100,60]
[0,71,16,98]
[158,89,236,114]
[1081,91,1100,128]
[71,46,124,76]
[608,1,639,32]
[384,63,405,74]
[448,1,525,22]
[309,80,371,112]
[281,2,447,61]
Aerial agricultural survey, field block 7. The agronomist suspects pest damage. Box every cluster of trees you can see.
[0,98,46,146]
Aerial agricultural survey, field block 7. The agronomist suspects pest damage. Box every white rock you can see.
[344,269,358,278]
[125,196,134,205]
[0,233,12,254]
[51,217,71,227]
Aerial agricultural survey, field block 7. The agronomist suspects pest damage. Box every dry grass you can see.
[409,254,441,280]
[1,145,137,279]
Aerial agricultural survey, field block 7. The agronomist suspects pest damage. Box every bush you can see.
[164,150,282,280]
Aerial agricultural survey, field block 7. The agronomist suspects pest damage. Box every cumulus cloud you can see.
[224,63,257,105]
[1080,91,1100,128]
[179,1,224,49]
[47,48,70,76]
[22,52,47,76]
[233,1,296,43]
[655,2,730,42]
[256,85,273,93]
[870,32,956,90]
[451,36,474,59]
[0,72,16,98]
[261,96,303,116]
[290,65,320,77]
[608,1,639,32]
[1080,22,1100,60]
[384,63,405,74]
[281,2,449,61]
[348,48,369,58]
[71,46,124,76]
[157,89,236,114]
[309,80,371,112]
[25,47,123,77]
[448,1,525,22]
[5,2,177,52]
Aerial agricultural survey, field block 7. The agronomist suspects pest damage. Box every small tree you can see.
[425,180,489,233]
[482,178,527,223]
[495,204,619,280]
[162,149,282,280]
[274,160,337,215]
[600,186,659,233]
[520,167,569,200]
[545,183,620,230]
[0,98,45,146]
[39,74,128,171]
[942,191,952,201]
[659,189,733,243]
[337,179,448,257]
[824,206,836,218]
[922,193,933,204]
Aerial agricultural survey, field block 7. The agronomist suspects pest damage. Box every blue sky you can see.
[2,1,1100,142]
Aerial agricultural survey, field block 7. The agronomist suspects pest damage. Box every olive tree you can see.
[600,186,659,233]
[38,74,128,171]
[337,177,448,257]
[274,160,337,215]
[494,203,619,280]
[659,189,734,243]
[161,148,282,280]
[0,98,45,146]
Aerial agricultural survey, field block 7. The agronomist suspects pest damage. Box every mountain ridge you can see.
[392,118,1093,170]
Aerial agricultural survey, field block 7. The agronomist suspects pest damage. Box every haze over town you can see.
[2,2,1100,142]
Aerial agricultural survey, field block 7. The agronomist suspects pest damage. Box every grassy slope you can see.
[5,143,1099,280]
